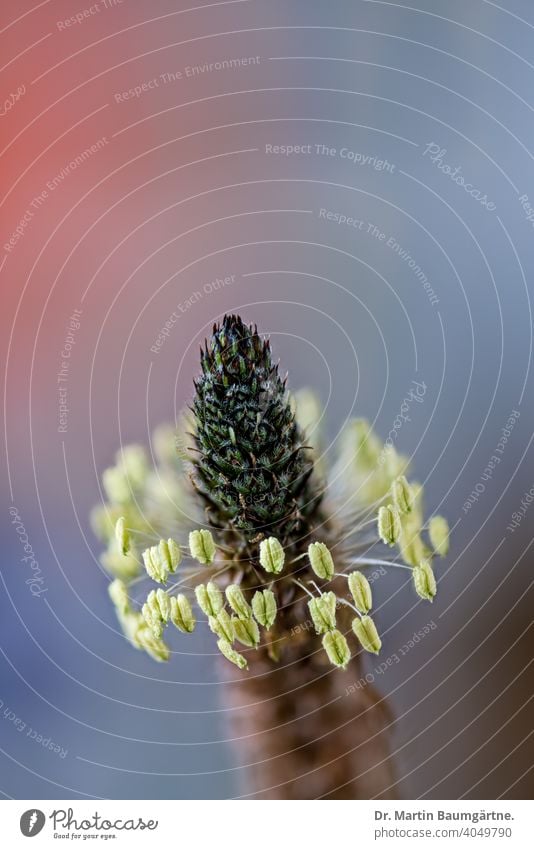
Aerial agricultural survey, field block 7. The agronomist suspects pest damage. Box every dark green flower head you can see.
[192,315,318,543]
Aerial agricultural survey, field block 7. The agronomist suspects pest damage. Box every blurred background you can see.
[1,0,533,799]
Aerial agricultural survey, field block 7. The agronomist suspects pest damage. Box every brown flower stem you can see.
[221,638,398,800]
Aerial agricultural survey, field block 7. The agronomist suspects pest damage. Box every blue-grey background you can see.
[1,0,533,799]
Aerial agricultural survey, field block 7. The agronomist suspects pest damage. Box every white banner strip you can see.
[1,799,530,847]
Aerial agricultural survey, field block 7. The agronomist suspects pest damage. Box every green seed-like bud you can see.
[429,516,450,557]
[322,629,351,669]
[217,638,248,669]
[142,545,168,583]
[226,584,252,619]
[195,581,223,616]
[136,625,170,662]
[108,578,130,613]
[155,588,171,622]
[352,615,382,654]
[308,541,335,581]
[378,504,402,546]
[116,444,149,489]
[399,528,428,567]
[348,571,372,614]
[161,538,182,572]
[208,609,234,642]
[142,600,163,639]
[152,423,179,466]
[232,616,260,647]
[170,594,195,633]
[308,592,337,634]
[391,475,413,514]
[251,589,277,629]
[189,529,216,564]
[259,537,285,574]
[114,516,130,555]
[102,466,131,504]
[413,560,437,601]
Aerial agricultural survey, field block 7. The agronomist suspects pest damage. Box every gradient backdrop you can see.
[1,0,533,799]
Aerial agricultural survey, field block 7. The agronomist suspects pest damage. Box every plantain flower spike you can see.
[226,584,252,620]
[352,615,382,654]
[429,516,450,557]
[308,541,335,581]
[378,503,402,546]
[217,638,248,669]
[308,592,337,634]
[93,315,447,681]
[413,560,437,601]
[259,537,285,574]
[252,589,277,629]
[189,529,216,564]
[195,581,224,616]
[322,629,351,669]
[348,571,373,614]
[170,594,196,633]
